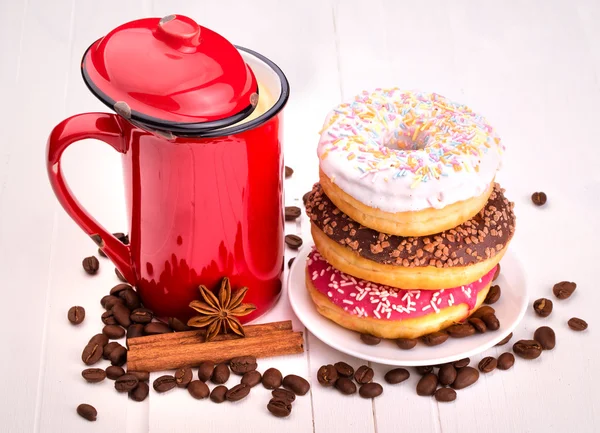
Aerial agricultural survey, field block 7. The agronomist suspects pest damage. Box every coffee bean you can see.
[478,357,497,373]
[241,370,262,387]
[334,362,354,378]
[495,332,513,346]
[453,358,470,368]
[497,352,515,370]
[88,332,111,345]
[262,368,283,389]
[568,317,588,331]
[446,323,476,338]
[416,366,433,375]
[553,281,576,300]
[435,387,457,402]
[115,374,139,392]
[359,382,383,398]
[513,340,543,359]
[188,380,210,399]
[128,371,150,382]
[485,285,501,304]
[82,368,106,383]
[268,398,292,417]
[68,306,85,325]
[533,298,553,317]
[302,191,311,205]
[272,388,296,402]
[106,366,125,380]
[284,165,294,178]
[100,311,116,326]
[102,324,125,339]
[285,206,301,221]
[354,365,374,384]
[452,367,479,389]
[360,333,381,345]
[76,404,97,421]
[230,356,257,375]
[168,317,191,332]
[335,377,357,395]
[129,381,149,402]
[282,374,311,395]
[531,191,547,206]
[109,344,127,366]
[144,322,172,335]
[384,368,410,384]
[285,234,303,250]
[130,308,153,324]
[288,257,295,268]
[481,313,500,331]
[153,375,176,393]
[112,303,132,328]
[110,283,131,297]
[113,232,129,244]
[210,385,228,403]
[438,364,457,386]
[127,324,145,339]
[82,256,100,275]
[102,296,124,311]
[119,288,141,310]
[471,306,495,319]
[211,363,230,384]
[102,341,120,360]
[493,263,501,282]
[317,364,338,386]
[534,326,556,350]
[175,366,193,388]
[197,361,215,382]
[469,317,487,333]
[416,373,438,396]
[226,383,251,401]
[396,338,418,350]
[421,331,449,346]
[115,267,127,282]
[82,342,103,365]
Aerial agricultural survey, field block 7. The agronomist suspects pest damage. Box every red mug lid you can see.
[81,15,259,133]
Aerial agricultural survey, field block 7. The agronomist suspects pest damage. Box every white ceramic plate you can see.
[288,241,528,366]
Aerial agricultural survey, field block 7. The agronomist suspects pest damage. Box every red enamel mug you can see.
[46,15,289,322]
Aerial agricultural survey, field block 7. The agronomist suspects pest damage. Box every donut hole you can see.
[380,127,429,151]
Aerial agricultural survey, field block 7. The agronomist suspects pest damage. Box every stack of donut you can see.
[305,89,515,339]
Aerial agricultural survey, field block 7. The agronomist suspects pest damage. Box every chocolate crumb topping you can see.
[305,183,515,268]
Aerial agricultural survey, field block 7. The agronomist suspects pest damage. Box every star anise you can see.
[187,277,256,342]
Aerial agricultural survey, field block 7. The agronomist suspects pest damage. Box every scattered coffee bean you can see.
[553,281,576,300]
[144,322,172,335]
[302,191,311,205]
[282,374,311,395]
[317,364,338,386]
[534,326,556,350]
[272,388,296,402]
[533,298,553,317]
[128,371,150,382]
[438,364,457,386]
[360,333,381,345]
[82,341,103,365]
[568,317,588,331]
[175,366,193,388]
[129,381,149,402]
[102,324,125,339]
[471,306,495,319]
[435,387,457,402]
[495,332,513,346]
[481,313,500,331]
[76,404,97,421]
[101,311,117,326]
[112,303,132,328]
[115,268,127,282]
[334,362,354,378]
[82,256,100,275]
[531,191,547,206]
[115,374,139,392]
[153,375,176,393]
[384,368,410,384]
[188,380,210,399]
[211,363,230,384]
[127,324,145,339]
[106,366,125,380]
[354,365,374,384]
[284,234,303,250]
[513,340,543,359]
[446,323,476,338]
[285,206,301,221]
[485,285,501,304]
[130,308,153,324]
[268,398,292,417]
[262,368,283,389]
[335,377,357,395]
[416,373,438,396]
[81,368,106,383]
[112,232,129,244]
[469,317,487,333]
[421,331,449,346]
[288,257,295,268]
[359,382,383,398]
[210,385,228,403]
[396,338,418,350]
[103,296,124,311]
[102,342,120,360]
[230,356,257,375]
[493,263,501,281]
[119,289,141,310]
[197,361,215,382]
[68,306,85,325]
[168,317,191,332]
[416,366,433,375]
[241,370,262,387]
[109,283,131,297]
[478,357,497,373]
[109,344,127,366]
[226,383,251,401]
[284,165,294,178]
[453,358,470,368]
[497,352,515,370]
[452,367,479,389]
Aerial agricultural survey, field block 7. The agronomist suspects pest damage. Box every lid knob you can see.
[156,14,201,48]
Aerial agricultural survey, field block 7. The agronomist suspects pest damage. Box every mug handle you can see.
[46,112,135,284]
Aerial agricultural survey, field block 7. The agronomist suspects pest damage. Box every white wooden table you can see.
[2,0,599,432]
